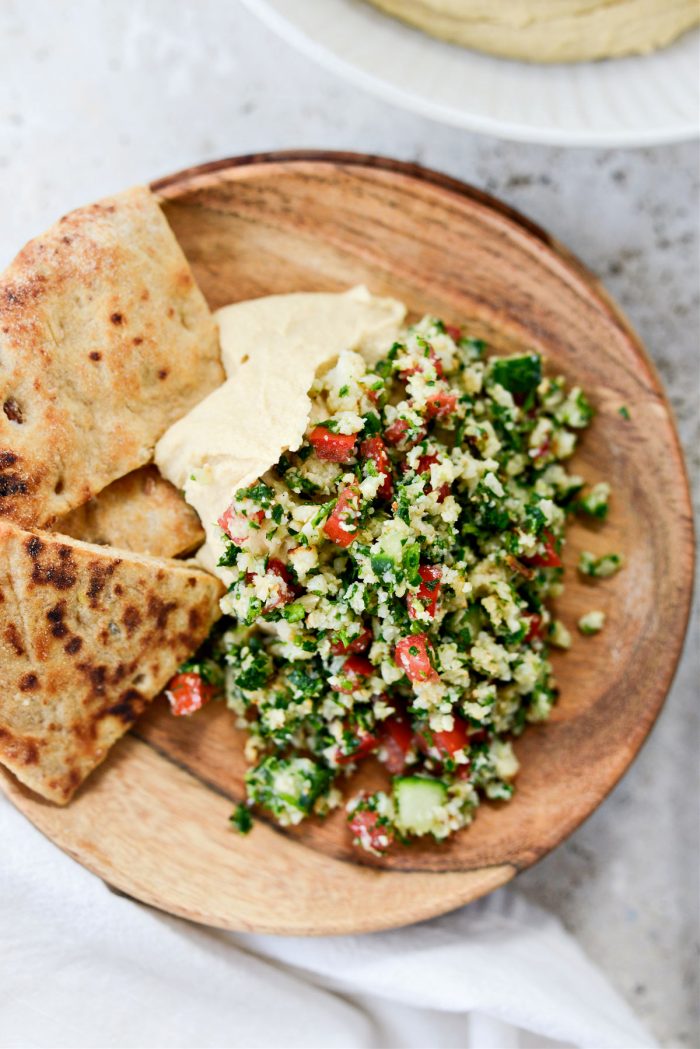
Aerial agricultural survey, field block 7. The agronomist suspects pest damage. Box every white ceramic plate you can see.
[243,0,700,147]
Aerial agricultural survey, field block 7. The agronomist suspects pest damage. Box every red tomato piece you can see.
[401,347,444,380]
[524,530,562,568]
[308,426,358,463]
[524,612,544,642]
[218,505,265,545]
[414,454,450,504]
[425,390,458,420]
[394,633,438,683]
[445,324,462,341]
[263,558,295,611]
[407,564,442,620]
[415,452,438,475]
[360,436,393,500]
[333,654,374,693]
[336,729,380,765]
[383,418,426,449]
[380,716,414,774]
[165,672,215,717]
[331,625,372,656]
[530,437,551,461]
[323,485,361,547]
[349,807,394,853]
[432,715,470,757]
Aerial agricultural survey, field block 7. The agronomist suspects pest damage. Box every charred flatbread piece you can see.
[56,465,204,559]
[0,185,223,529]
[0,522,223,804]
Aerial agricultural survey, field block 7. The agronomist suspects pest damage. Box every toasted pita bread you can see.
[56,465,204,559]
[0,185,223,529]
[0,522,223,804]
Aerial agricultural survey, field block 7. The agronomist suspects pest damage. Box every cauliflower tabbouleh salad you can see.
[165,317,622,855]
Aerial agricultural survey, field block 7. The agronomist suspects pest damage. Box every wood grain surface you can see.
[2,153,694,933]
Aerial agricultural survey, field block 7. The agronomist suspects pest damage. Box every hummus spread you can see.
[155,287,405,576]
[366,0,700,63]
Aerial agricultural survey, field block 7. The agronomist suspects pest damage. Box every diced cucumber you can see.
[394,776,447,835]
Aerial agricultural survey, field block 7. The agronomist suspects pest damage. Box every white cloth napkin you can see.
[0,793,655,1049]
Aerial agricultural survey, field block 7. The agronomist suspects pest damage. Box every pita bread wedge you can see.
[0,185,223,529]
[0,522,223,804]
[56,465,204,559]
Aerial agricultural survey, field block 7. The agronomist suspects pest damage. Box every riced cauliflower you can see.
[169,316,621,854]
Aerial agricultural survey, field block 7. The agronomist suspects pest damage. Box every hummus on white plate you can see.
[366,0,700,63]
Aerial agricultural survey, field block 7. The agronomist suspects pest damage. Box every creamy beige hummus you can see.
[155,287,405,578]
[367,0,700,63]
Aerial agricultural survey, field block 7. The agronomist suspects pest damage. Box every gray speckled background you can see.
[1,1,697,1044]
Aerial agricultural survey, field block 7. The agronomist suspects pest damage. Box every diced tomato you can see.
[394,633,438,683]
[401,347,444,380]
[524,612,544,642]
[380,716,414,774]
[344,654,374,677]
[445,324,462,342]
[383,418,426,449]
[349,807,394,853]
[360,436,393,500]
[333,654,374,693]
[415,452,438,475]
[336,728,379,765]
[530,437,551,460]
[308,426,358,463]
[416,714,470,760]
[331,625,372,656]
[524,530,562,569]
[407,564,442,620]
[432,715,470,757]
[267,558,291,583]
[165,672,215,717]
[323,485,361,547]
[414,454,450,503]
[218,505,265,545]
[425,390,457,420]
[263,558,295,611]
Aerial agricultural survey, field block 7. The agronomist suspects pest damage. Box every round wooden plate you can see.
[1,152,694,934]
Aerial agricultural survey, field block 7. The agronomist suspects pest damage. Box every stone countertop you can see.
[1,1,697,1044]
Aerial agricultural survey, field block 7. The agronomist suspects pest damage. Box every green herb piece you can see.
[362,411,382,436]
[490,354,542,396]
[578,551,623,578]
[246,755,333,821]
[218,538,240,568]
[282,602,306,623]
[234,648,273,692]
[230,803,253,834]
[235,482,274,507]
[575,482,610,521]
